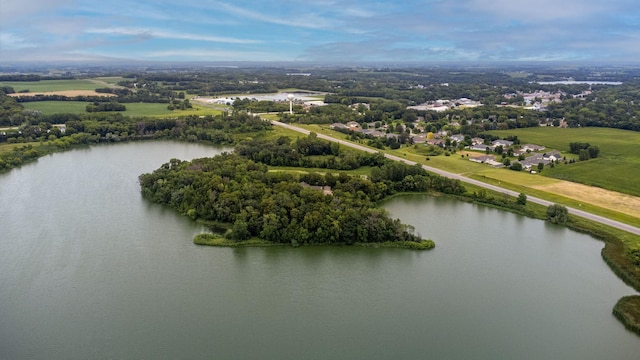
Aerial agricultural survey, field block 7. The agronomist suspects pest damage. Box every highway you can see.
[271,120,640,236]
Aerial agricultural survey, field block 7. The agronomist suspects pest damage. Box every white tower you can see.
[287,93,295,115]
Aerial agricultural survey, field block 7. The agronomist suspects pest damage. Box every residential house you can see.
[427,138,445,147]
[450,134,465,143]
[492,139,514,147]
[300,182,333,195]
[346,121,360,130]
[471,137,485,145]
[411,134,427,144]
[543,152,562,162]
[521,144,545,152]
[469,155,503,167]
[470,144,492,152]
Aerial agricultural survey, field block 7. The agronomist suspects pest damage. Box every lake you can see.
[1,141,638,359]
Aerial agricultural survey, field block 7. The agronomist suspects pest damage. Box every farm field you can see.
[0,79,99,92]
[22,101,89,114]
[91,76,126,84]
[486,127,640,197]
[22,100,222,117]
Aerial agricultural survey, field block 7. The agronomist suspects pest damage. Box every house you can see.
[521,144,545,152]
[436,130,449,138]
[469,155,495,164]
[520,155,542,170]
[470,155,503,167]
[450,134,465,143]
[492,139,514,147]
[330,123,347,130]
[300,182,333,195]
[412,134,427,144]
[360,129,385,137]
[470,144,492,152]
[471,137,485,145]
[346,121,360,130]
[427,138,445,147]
[543,152,562,162]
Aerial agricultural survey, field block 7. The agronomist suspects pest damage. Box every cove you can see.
[0,141,639,359]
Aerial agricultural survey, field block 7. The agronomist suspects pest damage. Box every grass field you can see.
[0,79,99,92]
[485,127,640,196]
[22,101,89,114]
[92,77,126,85]
[22,101,222,118]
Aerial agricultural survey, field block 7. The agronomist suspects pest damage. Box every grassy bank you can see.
[194,234,277,247]
[194,233,435,250]
[613,296,640,336]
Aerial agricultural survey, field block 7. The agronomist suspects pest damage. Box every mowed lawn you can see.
[0,79,99,92]
[486,127,640,197]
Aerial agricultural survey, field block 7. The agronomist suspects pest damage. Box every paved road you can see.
[271,120,640,236]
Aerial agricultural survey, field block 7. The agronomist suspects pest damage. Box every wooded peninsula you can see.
[139,133,465,249]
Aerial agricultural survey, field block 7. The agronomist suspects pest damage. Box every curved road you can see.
[271,120,640,236]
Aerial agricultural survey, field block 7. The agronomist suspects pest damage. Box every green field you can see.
[22,101,89,114]
[486,127,640,196]
[0,79,99,92]
[93,77,126,85]
[22,101,222,118]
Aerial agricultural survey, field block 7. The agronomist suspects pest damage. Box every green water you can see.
[0,141,638,359]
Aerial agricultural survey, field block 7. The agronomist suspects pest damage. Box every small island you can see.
[139,135,466,249]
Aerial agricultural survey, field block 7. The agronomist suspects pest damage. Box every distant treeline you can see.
[0,112,270,171]
[0,75,75,81]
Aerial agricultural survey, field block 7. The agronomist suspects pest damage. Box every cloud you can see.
[0,0,75,25]
[143,49,288,61]
[85,27,262,44]
[0,33,34,50]
[210,1,338,29]
[1,0,638,62]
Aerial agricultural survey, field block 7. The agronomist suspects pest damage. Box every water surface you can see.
[1,141,638,359]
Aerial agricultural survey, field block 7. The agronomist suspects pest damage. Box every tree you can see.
[546,204,569,224]
[227,219,251,240]
[509,162,523,171]
[537,162,544,172]
[517,193,527,206]
[579,149,590,161]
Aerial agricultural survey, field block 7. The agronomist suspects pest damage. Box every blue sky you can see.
[1,0,639,63]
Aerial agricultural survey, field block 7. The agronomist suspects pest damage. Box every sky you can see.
[1,0,639,63]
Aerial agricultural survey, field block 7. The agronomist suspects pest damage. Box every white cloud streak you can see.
[85,27,262,44]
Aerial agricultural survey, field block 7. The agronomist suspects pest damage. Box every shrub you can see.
[546,204,569,224]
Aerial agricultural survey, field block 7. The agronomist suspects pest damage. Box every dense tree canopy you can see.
[139,135,464,246]
[139,151,436,246]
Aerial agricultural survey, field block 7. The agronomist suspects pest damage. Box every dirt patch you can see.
[8,90,116,97]
[532,181,640,219]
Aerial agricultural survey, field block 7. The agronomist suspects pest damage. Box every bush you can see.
[546,204,569,224]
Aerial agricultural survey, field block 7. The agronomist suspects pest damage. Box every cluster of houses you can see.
[468,139,562,171]
[330,121,400,140]
[502,88,594,112]
[408,98,483,112]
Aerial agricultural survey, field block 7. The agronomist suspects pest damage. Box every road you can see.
[271,120,640,236]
